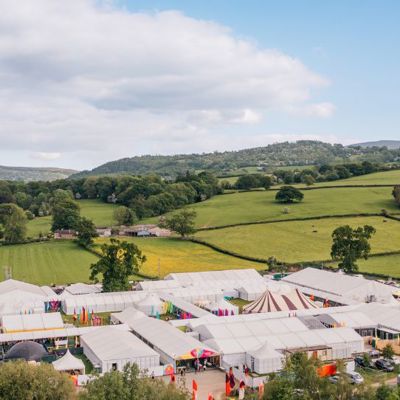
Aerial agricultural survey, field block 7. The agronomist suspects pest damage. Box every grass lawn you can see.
[26,216,52,237]
[229,298,251,313]
[195,216,400,263]
[26,199,118,238]
[346,254,400,278]
[145,186,398,228]
[96,237,263,277]
[0,240,97,285]
[78,199,118,227]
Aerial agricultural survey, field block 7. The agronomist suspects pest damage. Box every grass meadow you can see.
[0,241,98,285]
[96,237,262,277]
[144,186,398,228]
[195,216,400,263]
[26,199,118,237]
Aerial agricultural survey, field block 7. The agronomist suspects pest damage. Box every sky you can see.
[0,0,399,170]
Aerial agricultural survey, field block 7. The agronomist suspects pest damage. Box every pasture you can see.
[195,216,400,263]
[145,186,398,228]
[26,199,118,237]
[0,241,98,285]
[96,237,262,277]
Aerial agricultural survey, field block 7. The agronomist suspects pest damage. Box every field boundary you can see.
[196,212,391,231]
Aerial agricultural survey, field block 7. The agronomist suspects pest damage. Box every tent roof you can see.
[5,340,48,361]
[247,343,283,360]
[0,279,49,297]
[135,293,162,306]
[52,350,85,371]
[129,316,218,360]
[282,268,395,304]
[160,294,212,318]
[81,326,159,362]
[1,312,64,333]
[111,307,147,324]
[64,283,102,296]
[243,288,318,314]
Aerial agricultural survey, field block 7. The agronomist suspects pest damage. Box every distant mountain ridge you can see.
[71,140,400,179]
[351,140,400,149]
[0,165,77,181]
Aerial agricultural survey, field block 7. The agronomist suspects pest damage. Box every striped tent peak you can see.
[243,288,318,314]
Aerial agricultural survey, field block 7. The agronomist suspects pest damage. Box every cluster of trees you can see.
[393,185,400,207]
[273,161,382,186]
[253,352,400,400]
[0,361,189,400]
[0,172,221,222]
[275,186,304,203]
[0,203,27,243]
[232,174,272,190]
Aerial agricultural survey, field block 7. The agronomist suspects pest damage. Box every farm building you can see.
[121,224,171,237]
[81,326,160,373]
[54,229,77,239]
[282,267,396,305]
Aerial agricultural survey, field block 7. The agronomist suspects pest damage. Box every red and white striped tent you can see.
[243,288,318,314]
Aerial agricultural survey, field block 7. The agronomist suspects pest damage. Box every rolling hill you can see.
[0,165,77,181]
[70,140,400,178]
[351,140,400,149]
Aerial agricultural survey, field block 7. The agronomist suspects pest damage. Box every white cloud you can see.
[31,152,61,161]
[0,0,334,168]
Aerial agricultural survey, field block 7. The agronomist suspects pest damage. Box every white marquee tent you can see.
[1,312,64,333]
[134,293,164,316]
[81,326,160,373]
[52,350,85,373]
[245,343,284,374]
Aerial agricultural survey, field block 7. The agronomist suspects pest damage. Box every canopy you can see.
[52,350,85,373]
[243,288,317,314]
[246,343,284,374]
[5,341,48,361]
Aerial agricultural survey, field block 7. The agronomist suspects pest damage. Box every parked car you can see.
[346,371,364,385]
[355,356,370,368]
[375,359,394,372]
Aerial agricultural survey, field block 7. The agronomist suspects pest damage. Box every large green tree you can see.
[160,209,196,237]
[331,225,376,273]
[0,203,27,243]
[90,239,146,292]
[76,217,98,247]
[79,364,189,400]
[275,186,304,203]
[51,190,81,231]
[113,206,137,226]
[0,361,75,400]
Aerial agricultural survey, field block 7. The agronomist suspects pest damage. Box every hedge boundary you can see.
[196,212,389,232]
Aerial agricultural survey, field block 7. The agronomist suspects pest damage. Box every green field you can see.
[145,186,398,228]
[79,199,118,227]
[0,241,98,285]
[328,254,400,278]
[290,169,400,188]
[195,216,400,263]
[97,237,262,277]
[26,199,118,237]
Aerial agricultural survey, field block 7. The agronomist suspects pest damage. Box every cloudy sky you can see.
[1,0,399,170]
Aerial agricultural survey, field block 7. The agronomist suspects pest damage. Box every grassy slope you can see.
[26,199,118,237]
[356,254,400,277]
[97,237,262,277]
[0,241,98,285]
[293,169,400,188]
[144,187,397,228]
[195,216,400,263]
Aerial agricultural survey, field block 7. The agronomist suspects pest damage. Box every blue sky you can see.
[124,0,400,141]
[1,1,399,169]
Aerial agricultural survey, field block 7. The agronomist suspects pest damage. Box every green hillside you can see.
[145,186,397,228]
[195,216,400,263]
